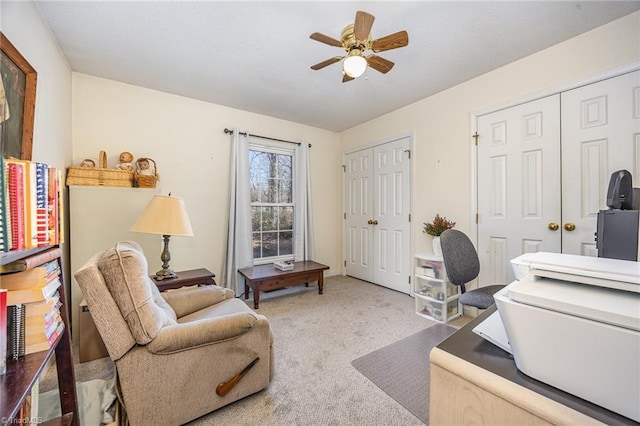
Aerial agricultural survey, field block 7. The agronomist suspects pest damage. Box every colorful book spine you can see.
[0,157,7,253]
[27,161,38,248]
[4,159,12,252]
[47,167,59,245]
[7,161,26,251]
[35,162,49,247]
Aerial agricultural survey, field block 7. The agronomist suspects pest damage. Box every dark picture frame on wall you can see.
[1,32,37,161]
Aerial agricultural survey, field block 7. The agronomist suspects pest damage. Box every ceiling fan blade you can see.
[366,55,394,74]
[310,32,343,47]
[372,30,409,52]
[354,11,375,41]
[311,56,343,70]
[342,74,354,83]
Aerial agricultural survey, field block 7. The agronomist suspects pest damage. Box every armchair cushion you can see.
[146,311,258,354]
[161,285,233,318]
[98,241,177,344]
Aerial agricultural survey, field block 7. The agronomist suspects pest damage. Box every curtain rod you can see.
[224,128,311,147]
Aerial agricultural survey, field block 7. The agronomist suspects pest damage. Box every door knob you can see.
[372,220,378,225]
[564,222,576,232]
[367,219,373,225]
[548,222,559,231]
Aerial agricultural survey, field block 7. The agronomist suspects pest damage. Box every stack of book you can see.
[1,249,64,357]
[0,158,64,253]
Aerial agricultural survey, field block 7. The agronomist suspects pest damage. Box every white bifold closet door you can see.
[560,70,640,256]
[477,69,640,285]
[477,94,562,287]
[344,137,412,294]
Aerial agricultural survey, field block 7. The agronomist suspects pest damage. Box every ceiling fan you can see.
[310,10,409,82]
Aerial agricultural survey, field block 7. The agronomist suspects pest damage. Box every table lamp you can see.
[130,194,193,280]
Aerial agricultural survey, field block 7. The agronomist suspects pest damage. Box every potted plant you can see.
[423,214,456,255]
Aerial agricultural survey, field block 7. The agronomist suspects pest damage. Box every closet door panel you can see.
[344,149,374,282]
[477,94,561,285]
[561,70,640,255]
[372,137,411,294]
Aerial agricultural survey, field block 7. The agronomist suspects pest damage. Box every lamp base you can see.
[154,268,177,281]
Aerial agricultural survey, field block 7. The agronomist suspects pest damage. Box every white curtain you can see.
[294,142,315,261]
[222,129,253,296]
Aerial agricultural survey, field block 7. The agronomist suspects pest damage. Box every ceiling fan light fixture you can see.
[343,51,367,78]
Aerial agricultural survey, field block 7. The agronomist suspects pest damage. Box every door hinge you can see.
[473,132,479,146]
[408,213,411,222]
[476,213,479,224]
[344,260,346,267]
[344,212,346,219]
[404,149,411,159]
[342,165,346,172]
[408,276,411,284]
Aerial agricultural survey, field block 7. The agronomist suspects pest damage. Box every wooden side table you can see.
[152,268,216,292]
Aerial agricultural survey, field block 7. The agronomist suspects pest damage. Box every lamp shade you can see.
[130,195,193,236]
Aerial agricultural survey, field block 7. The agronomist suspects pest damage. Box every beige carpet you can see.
[44,275,473,425]
[190,275,435,425]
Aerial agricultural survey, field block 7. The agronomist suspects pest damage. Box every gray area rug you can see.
[351,323,457,424]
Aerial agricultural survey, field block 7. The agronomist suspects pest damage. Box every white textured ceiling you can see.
[35,1,640,132]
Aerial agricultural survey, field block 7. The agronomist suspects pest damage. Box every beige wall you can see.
[1,1,73,168]
[71,74,342,277]
[339,11,640,257]
[4,0,638,294]
[1,1,73,284]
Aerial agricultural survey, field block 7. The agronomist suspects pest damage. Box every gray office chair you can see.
[440,229,505,309]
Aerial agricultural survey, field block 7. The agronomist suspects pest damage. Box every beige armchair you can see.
[74,241,273,425]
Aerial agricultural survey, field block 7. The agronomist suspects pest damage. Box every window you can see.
[249,145,294,262]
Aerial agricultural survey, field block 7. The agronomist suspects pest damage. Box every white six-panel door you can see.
[345,137,411,294]
[372,138,411,293]
[476,70,640,286]
[477,95,561,285]
[561,70,640,256]
[345,149,374,282]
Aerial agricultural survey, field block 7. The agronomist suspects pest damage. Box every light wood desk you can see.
[429,307,636,426]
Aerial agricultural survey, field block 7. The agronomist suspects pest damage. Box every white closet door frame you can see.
[342,133,414,287]
[470,62,640,249]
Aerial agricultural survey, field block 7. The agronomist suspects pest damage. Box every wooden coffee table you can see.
[239,260,329,309]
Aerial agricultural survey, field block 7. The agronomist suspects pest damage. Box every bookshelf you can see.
[1,246,78,425]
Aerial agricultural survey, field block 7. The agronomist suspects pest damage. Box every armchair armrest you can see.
[147,312,258,354]
[162,285,234,318]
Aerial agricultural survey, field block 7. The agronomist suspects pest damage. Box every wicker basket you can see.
[134,158,158,188]
[66,166,134,187]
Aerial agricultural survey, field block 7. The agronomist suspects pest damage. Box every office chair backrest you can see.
[440,229,480,293]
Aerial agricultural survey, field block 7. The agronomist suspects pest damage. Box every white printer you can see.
[494,252,640,422]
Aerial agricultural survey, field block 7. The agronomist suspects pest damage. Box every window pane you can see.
[263,178,277,203]
[279,207,293,230]
[250,177,266,203]
[278,179,292,203]
[252,232,262,258]
[250,148,295,261]
[261,207,277,231]
[250,151,269,181]
[266,152,278,178]
[279,155,292,180]
[252,207,262,231]
[279,231,293,255]
[262,232,278,257]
